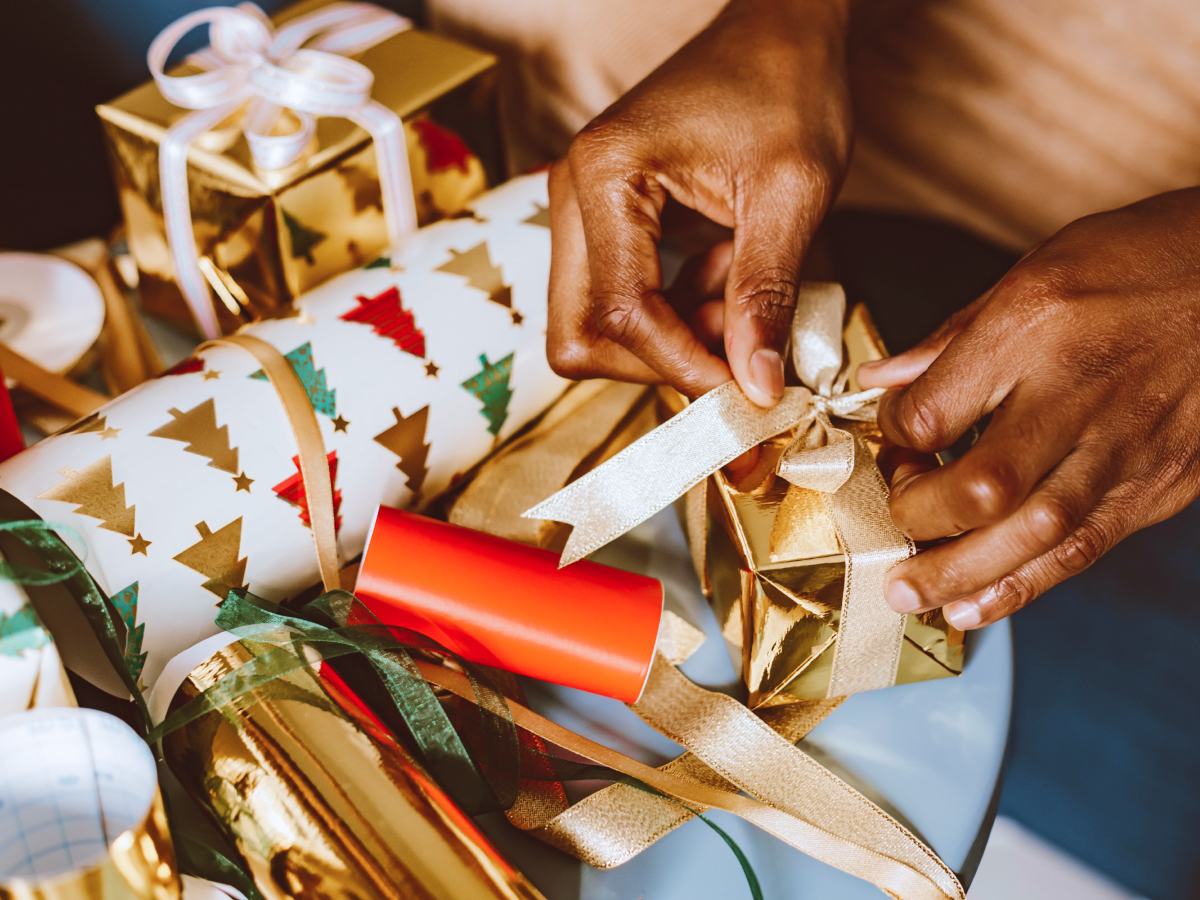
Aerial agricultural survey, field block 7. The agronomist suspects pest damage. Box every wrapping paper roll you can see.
[0,173,565,695]
[0,708,179,900]
[357,507,663,702]
[163,640,547,900]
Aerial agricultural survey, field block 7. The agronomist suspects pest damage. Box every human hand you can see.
[546,0,854,406]
[857,188,1200,629]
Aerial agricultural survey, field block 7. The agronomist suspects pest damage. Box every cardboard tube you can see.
[356,507,662,703]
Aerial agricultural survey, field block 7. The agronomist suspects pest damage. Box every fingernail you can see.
[944,600,982,630]
[748,349,784,405]
[885,577,923,614]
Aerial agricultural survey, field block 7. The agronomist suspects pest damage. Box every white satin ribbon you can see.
[148,2,417,338]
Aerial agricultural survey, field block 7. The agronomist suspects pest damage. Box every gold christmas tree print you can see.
[37,456,148,552]
[461,353,513,437]
[374,405,430,501]
[63,413,119,440]
[174,518,247,604]
[110,582,148,687]
[435,242,517,318]
[149,399,249,488]
[523,204,551,229]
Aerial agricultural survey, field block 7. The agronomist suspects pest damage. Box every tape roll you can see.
[0,253,106,377]
[0,708,180,900]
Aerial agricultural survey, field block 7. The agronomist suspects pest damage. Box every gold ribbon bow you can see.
[526,283,915,696]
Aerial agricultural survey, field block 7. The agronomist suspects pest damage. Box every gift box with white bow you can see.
[97,0,503,339]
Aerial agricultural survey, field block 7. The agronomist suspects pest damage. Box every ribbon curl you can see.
[148,2,418,338]
[526,282,915,696]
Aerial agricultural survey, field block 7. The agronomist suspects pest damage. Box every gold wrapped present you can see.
[97,0,499,336]
[705,304,963,706]
[516,286,963,705]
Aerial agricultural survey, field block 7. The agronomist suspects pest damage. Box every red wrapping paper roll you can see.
[356,506,663,702]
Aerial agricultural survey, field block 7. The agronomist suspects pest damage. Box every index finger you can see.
[569,141,730,399]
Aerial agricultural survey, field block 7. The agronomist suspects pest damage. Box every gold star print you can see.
[511,310,524,326]
[233,472,254,492]
[99,426,121,441]
[424,361,439,378]
[202,369,221,381]
[128,534,151,555]
[332,414,350,433]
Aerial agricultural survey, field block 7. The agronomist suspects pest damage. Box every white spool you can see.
[0,252,107,377]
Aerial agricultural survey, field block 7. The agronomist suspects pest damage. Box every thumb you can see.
[724,188,817,408]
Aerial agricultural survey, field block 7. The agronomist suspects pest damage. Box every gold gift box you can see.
[705,305,963,706]
[164,640,546,900]
[97,0,501,335]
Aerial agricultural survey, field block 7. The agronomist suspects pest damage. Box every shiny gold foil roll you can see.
[162,642,546,900]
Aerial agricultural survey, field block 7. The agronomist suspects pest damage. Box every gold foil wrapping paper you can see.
[97,0,500,335]
[162,642,546,900]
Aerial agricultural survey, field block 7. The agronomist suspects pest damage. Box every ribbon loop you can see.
[148,1,416,339]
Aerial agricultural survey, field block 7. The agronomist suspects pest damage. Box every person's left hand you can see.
[856,188,1200,630]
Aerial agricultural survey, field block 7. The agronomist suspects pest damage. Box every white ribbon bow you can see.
[148,2,418,338]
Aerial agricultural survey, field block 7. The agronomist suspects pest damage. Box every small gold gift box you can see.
[97,0,501,335]
[705,305,964,706]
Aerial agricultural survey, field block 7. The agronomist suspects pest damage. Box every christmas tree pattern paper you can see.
[0,172,566,693]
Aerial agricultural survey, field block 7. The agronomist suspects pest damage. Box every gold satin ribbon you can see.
[525,282,913,696]
[198,334,341,593]
[419,659,964,900]
[226,319,964,900]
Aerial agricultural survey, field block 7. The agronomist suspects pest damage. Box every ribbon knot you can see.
[148,2,419,339]
[526,282,914,696]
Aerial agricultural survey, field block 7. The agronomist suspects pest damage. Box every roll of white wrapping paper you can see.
[0,173,566,695]
[0,708,178,900]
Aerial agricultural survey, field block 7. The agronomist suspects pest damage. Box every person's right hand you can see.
[546,0,855,407]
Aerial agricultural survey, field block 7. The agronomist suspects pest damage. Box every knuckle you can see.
[592,294,649,351]
[731,267,799,324]
[892,393,949,454]
[958,456,1024,522]
[1025,495,1079,550]
[1050,522,1107,576]
[546,337,599,381]
[990,572,1038,618]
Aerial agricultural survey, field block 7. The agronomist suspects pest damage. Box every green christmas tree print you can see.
[282,208,327,266]
[250,342,338,419]
[461,353,514,437]
[110,582,148,685]
[0,605,51,657]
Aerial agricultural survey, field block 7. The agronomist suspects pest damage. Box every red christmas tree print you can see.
[272,451,343,534]
[340,286,426,359]
[412,119,473,174]
[161,357,205,377]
